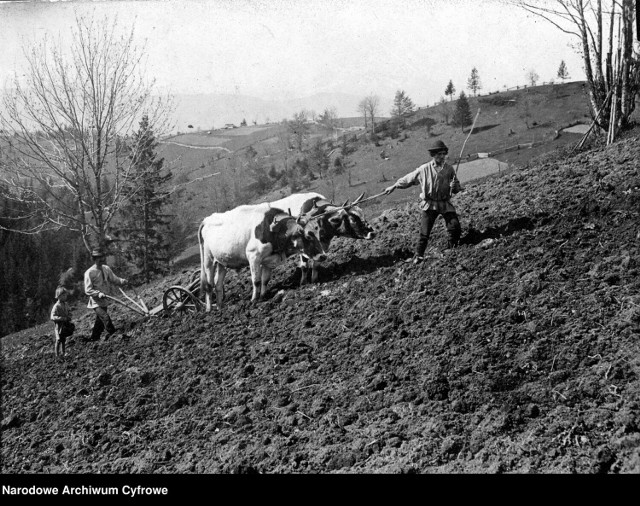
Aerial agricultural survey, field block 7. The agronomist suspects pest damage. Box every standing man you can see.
[84,248,128,341]
[383,139,462,264]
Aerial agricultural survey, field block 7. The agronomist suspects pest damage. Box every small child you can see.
[51,286,75,357]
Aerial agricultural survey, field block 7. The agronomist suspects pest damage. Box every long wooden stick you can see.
[574,89,613,151]
[455,108,481,178]
[103,294,148,316]
[608,90,617,144]
[118,288,148,314]
[138,298,150,314]
[129,286,150,314]
[349,191,388,206]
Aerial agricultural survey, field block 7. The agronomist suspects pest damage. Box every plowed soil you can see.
[2,132,640,475]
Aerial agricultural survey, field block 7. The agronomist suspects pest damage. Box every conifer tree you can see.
[392,90,415,128]
[402,94,415,118]
[452,91,473,132]
[557,60,570,82]
[120,115,173,283]
[444,80,456,102]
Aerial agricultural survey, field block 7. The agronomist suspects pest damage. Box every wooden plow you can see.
[104,270,204,318]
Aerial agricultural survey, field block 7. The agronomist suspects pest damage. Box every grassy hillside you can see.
[164,81,593,254]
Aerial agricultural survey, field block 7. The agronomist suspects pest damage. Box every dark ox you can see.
[268,192,376,285]
[198,203,327,311]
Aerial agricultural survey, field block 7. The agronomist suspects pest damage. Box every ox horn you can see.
[352,192,366,206]
[342,199,349,207]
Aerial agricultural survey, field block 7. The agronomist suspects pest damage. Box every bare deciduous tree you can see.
[317,107,338,133]
[276,120,293,178]
[357,98,368,134]
[437,96,451,125]
[364,94,380,139]
[287,111,310,151]
[511,0,639,134]
[518,94,543,129]
[527,68,540,86]
[0,14,173,252]
[467,67,482,96]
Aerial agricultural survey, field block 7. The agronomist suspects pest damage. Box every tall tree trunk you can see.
[619,0,634,128]
[577,3,606,129]
[143,199,149,283]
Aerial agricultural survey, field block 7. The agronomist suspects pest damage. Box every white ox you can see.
[268,192,376,284]
[198,203,327,311]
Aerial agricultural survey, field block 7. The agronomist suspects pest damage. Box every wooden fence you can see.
[452,140,548,164]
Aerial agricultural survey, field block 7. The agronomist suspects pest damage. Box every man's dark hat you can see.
[91,248,106,258]
[428,140,449,154]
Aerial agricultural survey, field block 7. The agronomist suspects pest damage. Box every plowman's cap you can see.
[428,139,449,154]
[91,248,106,258]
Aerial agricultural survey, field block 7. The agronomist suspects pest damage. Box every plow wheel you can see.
[162,286,202,315]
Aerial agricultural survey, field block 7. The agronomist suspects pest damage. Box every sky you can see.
[0,0,586,108]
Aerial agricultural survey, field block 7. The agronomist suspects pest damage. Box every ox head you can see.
[326,193,376,240]
[290,214,327,262]
[303,206,334,252]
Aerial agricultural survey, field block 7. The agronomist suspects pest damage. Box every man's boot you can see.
[446,236,460,250]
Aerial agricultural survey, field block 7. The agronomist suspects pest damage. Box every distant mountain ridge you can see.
[170,92,393,132]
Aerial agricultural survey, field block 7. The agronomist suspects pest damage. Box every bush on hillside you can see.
[388,121,401,139]
[410,116,437,134]
[374,120,389,135]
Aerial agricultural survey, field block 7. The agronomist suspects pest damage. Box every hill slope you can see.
[161,81,592,237]
[1,130,639,474]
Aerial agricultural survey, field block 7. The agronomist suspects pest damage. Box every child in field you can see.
[51,286,75,357]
